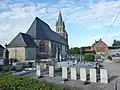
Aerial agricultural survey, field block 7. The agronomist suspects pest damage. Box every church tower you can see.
[56,11,68,44]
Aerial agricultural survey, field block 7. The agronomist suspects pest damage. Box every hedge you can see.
[0,73,70,90]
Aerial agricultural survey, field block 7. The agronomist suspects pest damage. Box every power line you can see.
[101,12,120,39]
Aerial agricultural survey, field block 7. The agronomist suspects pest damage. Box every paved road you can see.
[103,62,120,76]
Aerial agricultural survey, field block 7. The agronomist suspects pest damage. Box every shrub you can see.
[0,74,71,90]
[10,66,16,71]
[84,53,95,62]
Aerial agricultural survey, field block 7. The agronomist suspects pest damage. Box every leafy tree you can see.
[69,47,80,54]
[112,39,120,47]
[84,53,95,62]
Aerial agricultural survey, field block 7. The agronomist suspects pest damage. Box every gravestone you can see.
[71,68,76,80]
[90,68,96,82]
[75,59,77,64]
[62,67,67,78]
[80,68,86,81]
[100,69,108,83]
[44,64,47,68]
[36,64,41,76]
[3,44,9,66]
[49,66,54,77]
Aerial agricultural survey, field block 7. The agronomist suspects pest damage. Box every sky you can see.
[0,0,120,47]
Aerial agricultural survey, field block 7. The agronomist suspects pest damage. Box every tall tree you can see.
[112,39,120,47]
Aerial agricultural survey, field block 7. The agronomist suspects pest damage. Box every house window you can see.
[39,40,44,52]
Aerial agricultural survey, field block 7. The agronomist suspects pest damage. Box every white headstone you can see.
[80,68,86,81]
[90,68,96,82]
[71,68,76,80]
[62,67,67,78]
[36,64,41,76]
[44,64,47,68]
[49,66,54,77]
[100,69,108,83]
[75,59,77,64]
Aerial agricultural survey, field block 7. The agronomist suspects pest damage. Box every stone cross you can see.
[3,44,9,66]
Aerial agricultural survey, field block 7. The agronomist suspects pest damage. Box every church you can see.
[7,12,69,61]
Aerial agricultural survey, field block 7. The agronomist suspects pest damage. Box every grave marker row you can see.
[36,65,108,83]
[61,67,108,83]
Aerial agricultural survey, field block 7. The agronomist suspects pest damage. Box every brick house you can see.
[92,39,108,55]
[81,39,108,55]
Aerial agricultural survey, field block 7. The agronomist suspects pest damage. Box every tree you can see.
[112,39,120,47]
[84,53,95,62]
[69,47,80,54]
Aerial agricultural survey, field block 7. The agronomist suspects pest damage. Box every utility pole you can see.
[80,47,82,63]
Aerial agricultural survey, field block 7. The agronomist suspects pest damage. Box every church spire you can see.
[56,11,63,26]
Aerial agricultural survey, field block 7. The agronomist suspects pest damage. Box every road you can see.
[102,61,120,82]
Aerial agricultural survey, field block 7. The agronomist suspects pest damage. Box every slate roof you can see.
[0,44,4,49]
[27,17,67,45]
[8,32,36,47]
[92,39,107,46]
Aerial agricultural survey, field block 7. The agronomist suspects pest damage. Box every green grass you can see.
[0,73,70,90]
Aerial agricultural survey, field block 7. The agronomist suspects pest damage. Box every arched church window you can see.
[39,40,44,52]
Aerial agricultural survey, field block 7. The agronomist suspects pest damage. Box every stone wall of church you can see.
[61,44,67,57]
[34,39,52,59]
[8,47,26,60]
[0,48,4,58]
[25,48,36,60]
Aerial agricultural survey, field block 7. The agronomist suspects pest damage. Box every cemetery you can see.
[36,63,108,84]
[0,45,118,90]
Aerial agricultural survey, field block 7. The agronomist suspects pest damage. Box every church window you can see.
[39,40,44,52]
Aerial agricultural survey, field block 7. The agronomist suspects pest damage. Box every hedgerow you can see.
[0,73,70,90]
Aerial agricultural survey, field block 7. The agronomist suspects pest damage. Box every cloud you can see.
[0,0,120,46]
